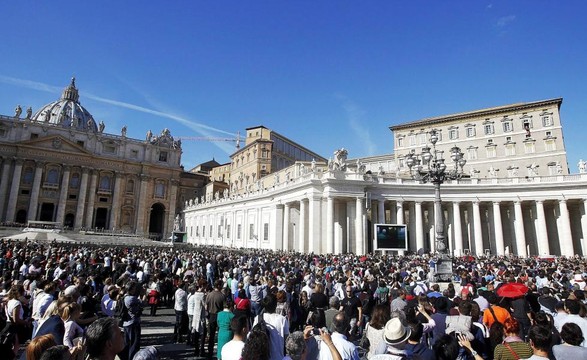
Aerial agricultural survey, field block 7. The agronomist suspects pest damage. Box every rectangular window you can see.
[503,122,513,133]
[545,140,556,151]
[467,148,478,160]
[226,224,231,239]
[486,147,496,158]
[202,226,205,237]
[31,133,39,139]
[449,129,458,140]
[218,225,222,237]
[545,131,552,137]
[76,140,85,147]
[196,226,199,236]
[397,137,404,147]
[505,145,516,156]
[0,128,6,137]
[419,133,427,144]
[409,135,416,146]
[484,124,494,135]
[264,223,269,241]
[542,115,553,127]
[249,224,255,239]
[237,224,242,239]
[130,150,138,159]
[466,127,475,138]
[506,136,512,142]
[159,151,168,162]
[525,143,535,154]
[104,145,116,154]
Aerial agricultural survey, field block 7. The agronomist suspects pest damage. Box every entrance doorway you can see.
[39,203,55,221]
[64,213,75,229]
[95,208,109,229]
[148,203,165,240]
[15,210,27,224]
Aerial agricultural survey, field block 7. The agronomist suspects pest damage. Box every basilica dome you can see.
[31,78,99,132]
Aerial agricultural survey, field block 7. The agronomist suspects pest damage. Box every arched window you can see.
[155,182,166,198]
[99,175,111,190]
[22,167,34,184]
[46,169,59,185]
[126,179,135,194]
[70,173,80,188]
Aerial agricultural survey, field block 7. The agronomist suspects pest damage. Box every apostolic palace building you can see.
[184,98,587,257]
[0,79,207,240]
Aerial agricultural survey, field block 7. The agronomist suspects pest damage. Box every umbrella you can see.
[497,282,529,298]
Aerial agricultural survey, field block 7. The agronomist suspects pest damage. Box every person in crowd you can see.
[217,297,235,359]
[61,302,83,349]
[370,317,411,359]
[526,325,553,360]
[234,288,251,321]
[4,284,32,350]
[221,315,248,360]
[31,281,56,336]
[340,285,362,341]
[363,304,391,359]
[251,292,290,360]
[482,292,511,329]
[319,311,359,360]
[172,279,188,343]
[100,285,118,317]
[205,279,226,357]
[241,328,270,360]
[492,318,533,360]
[85,317,125,360]
[25,334,57,360]
[554,298,587,346]
[553,322,587,358]
[325,296,341,332]
[120,280,142,360]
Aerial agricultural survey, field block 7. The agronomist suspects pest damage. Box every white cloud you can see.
[0,75,236,148]
[496,15,516,27]
[337,95,377,157]
[486,4,493,10]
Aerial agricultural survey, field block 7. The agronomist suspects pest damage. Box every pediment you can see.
[20,135,92,155]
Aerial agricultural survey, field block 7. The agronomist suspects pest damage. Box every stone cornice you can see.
[389,98,562,132]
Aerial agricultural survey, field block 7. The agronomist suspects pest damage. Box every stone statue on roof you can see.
[98,121,105,133]
[25,107,32,119]
[579,159,587,174]
[14,105,22,118]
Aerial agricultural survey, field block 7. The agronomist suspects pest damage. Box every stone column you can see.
[326,196,334,254]
[108,174,124,230]
[166,180,179,239]
[283,203,290,251]
[27,162,44,221]
[535,200,550,255]
[472,201,484,256]
[334,201,343,254]
[428,203,436,253]
[415,201,424,251]
[355,197,365,255]
[558,199,574,256]
[75,169,90,228]
[513,201,527,256]
[55,166,71,224]
[453,202,463,256]
[135,175,150,234]
[396,200,405,255]
[493,202,505,255]
[5,159,23,222]
[0,159,12,221]
[83,170,97,228]
[581,199,587,256]
[308,196,321,253]
[299,199,306,253]
[377,199,385,223]
[272,204,284,251]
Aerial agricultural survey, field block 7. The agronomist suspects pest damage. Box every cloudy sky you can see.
[1,1,586,170]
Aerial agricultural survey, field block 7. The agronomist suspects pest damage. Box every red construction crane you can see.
[177,131,241,149]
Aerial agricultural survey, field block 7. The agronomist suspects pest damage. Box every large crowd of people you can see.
[0,237,587,360]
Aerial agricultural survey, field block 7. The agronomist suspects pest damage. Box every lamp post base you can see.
[434,254,453,283]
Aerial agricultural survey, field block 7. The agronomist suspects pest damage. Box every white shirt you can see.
[221,339,245,360]
[555,313,587,347]
[318,332,359,360]
[253,312,290,360]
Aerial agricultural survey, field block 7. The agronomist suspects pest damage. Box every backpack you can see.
[114,296,129,327]
[252,314,271,340]
[376,287,389,305]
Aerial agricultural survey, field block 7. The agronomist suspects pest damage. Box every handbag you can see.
[359,323,370,350]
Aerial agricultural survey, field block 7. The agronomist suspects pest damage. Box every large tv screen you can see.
[374,224,408,251]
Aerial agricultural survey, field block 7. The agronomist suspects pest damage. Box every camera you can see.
[312,327,321,335]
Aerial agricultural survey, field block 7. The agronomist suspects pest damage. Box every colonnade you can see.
[186,190,587,257]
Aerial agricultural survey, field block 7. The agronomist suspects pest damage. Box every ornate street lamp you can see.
[405,130,466,256]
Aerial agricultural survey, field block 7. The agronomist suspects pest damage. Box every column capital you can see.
[14,158,24,166]
[559,198,567,204]
[535,199,544,205]
[492,201,501,206]
[452,201,461,206]
[140,174,151,181]
[62,165,72,172]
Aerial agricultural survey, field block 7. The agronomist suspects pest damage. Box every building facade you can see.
[390,99,568,179]
[184,99,587,256]
[0,78,207,239]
